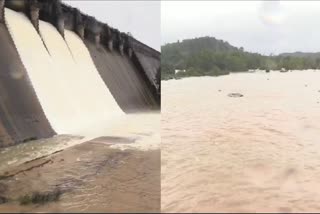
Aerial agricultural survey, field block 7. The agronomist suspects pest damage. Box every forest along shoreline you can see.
[161,37,320,80]
[0,133,160,212]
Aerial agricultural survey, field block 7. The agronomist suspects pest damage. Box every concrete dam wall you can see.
[0,0,160,148]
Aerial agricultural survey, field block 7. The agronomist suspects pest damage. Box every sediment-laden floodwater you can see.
[0,112,160,213]
[161,70,320,213]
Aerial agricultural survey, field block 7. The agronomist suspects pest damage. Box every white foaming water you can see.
[5,8,78,134]
[5,8,123,135]
[108,112,160,151]
[39,20,124,134]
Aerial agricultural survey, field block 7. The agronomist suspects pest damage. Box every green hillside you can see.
[161,37,320,80]
[280,52,320,58]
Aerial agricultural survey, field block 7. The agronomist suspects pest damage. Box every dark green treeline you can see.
[161,37,320,80]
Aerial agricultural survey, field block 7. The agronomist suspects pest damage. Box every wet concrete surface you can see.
[0,22,54,147]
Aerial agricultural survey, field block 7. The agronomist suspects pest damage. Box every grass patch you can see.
[22,137,38,143]
[0,175,7,180]
[18,189,62,205]
[0,196,8,204]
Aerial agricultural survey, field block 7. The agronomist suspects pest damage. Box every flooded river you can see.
[161,70,320,213]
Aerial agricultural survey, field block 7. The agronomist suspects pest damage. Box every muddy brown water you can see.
[161,70,320,213]
[0,113,160,212]
[0,142,160,213]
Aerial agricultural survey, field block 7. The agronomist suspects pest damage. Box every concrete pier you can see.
[29,1,40,32]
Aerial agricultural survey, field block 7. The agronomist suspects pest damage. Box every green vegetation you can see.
[18,189,63,205]
[161,36,320,80]
[22,136,37,143]
[0,196,8,204]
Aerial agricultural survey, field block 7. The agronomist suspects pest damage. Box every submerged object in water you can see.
[228,93,244,98]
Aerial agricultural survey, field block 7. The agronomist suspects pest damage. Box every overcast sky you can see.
[162,1,320,55]
[63,1,160,51]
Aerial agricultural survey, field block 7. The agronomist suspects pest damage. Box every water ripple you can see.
[162,71,320,212]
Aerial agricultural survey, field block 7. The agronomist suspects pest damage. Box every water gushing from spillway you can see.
[4,8,124,136]
[0,7,159,213]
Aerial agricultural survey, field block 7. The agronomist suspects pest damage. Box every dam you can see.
[0,0,160,147]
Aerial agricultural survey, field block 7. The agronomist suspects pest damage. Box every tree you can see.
[161,36,319,80]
